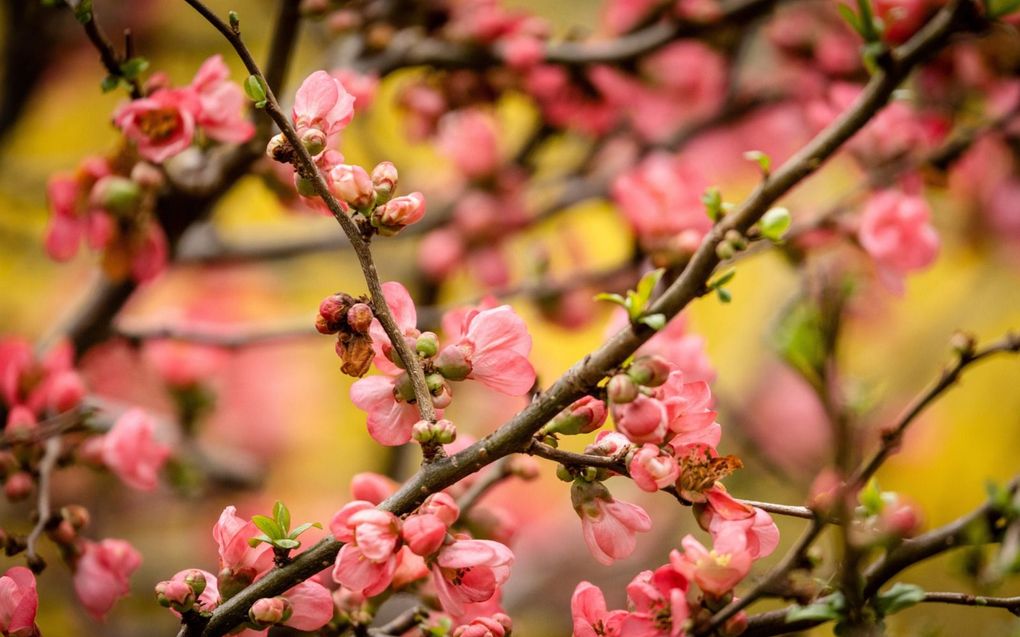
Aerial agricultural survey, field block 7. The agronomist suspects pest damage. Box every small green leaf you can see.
[273,501,290,533]
[288,522,320,539]
[716,288,732,303]
[709,270,736,290]
[243,75,268,105]
[72,0,94,24]
[273,538,300,550]
[228,10,240,31]
[252,515,283,539]
[760,207,792,241]
[859,478,884,516]
[120,57,149,80]
[787,602,842,623]
[744,150,771,174]
[876,583,926,616]
[837,3,863,36]
[247,533,272,548]
[100,75,120,93]
[630,268,664,317]
[594,292,628,307]
[702,186,723,222]
[639,313,667,331]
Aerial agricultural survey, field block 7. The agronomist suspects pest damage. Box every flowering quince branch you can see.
[919,592,1020,613]
[24,437,61,570]
[68,0,144,99]
[171,3,993,635]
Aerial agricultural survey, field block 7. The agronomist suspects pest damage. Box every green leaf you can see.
[630,269,664,318]
[639,313,666,331]
[709,270,736,290]
[243,75,268,105]
[760,207,792,241]
[876,583,925,616]
[716,287,732,303]
[119,57,149,81]
[702,186,723,222]
[247,533,272,548]
[273,501,290,533]
[593,292,627,308]
[288,522,319,539]
[252,515,283,539]
[859,478,884,516]
[72,0,94,24]
[100,75,120,93]
[744,150,771,174]
[273,538,301,550]
[787,601,842,623]
[772,300,826,387]
[228,10,240,31]
[837,3,863,36]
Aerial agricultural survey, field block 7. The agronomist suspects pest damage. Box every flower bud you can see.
[156,579,195,610]
[876,494,923,539]
[392,373,416,402]
[217,566,256,600]
[372,192,426,236]
[435,345,472,380]
[402,513,447,556]
[90,176,141,216]
[331,164,375,210]
[4,406,36,442]
[249,596,292,625]
[48,519,77,545]
[420,492,460,526]
[555,464,574,482]
[715,241,736,260]
[4,472,33,502]
[266,133,291,162]
[627,356,671,387]
[724,229,747,250]
[300,128,328,156]
[346,302,374,334]
[183,569,208,597]
[412,418,457,444]
[431,382,453,409]
[425,373,446,394]
[130,161,165,189]
[950,331,976,357]
[542,396,607,435]
[61,505,91,530]
[315,314,333,335]
[371,161,398,201]
[586,431,632,457]
[318,293,356,332]
[47,371,86,413]
[416,332,439,358]
[608,374,638,404]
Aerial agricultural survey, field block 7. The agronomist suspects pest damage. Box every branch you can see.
[849,332,1020,488]
[920,592,1020,614]
[73,1,143,99]
[25,436,61,569]
[456,458,515,513]
[188,3,981,633]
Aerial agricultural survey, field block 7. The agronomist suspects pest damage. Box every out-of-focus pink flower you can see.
[0,566,38,636]
[432,539,514,616]
[349,374,423,446]
[572,581,626,637]
[101,409,171,491]
[524,65,619,136]
[706,506,780,560]
[44,158,114,262]
[453,614,512,637]
[601,0,660,34]
[670,531,752,597]
[351,472,398,505]
[331,69,379,111]
[292,70,356,139]
[875,493,924,539]
[131,222,169,283]
[629,444,681,492]
[143,339,228,388]
[189,55,255,143]
[114,89,197,163]
[611,153,712,259]
[441,306,535,396]
[437,109,501,179]
[73,539,142,620]
[419,228,466,281]
[572,481,652,565]
[858,190,939,292]
[213,506,275,579]
[619,565,690,637]
[331,501,402,597]
[874,0,930,43]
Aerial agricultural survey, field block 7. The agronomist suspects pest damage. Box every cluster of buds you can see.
[248,596,292,627]
[850,481,924,547]
[155,569,208,614]
[331,161,425,236]
[412,418,457,445]
[316,293,376,377]
[714,229,749,261]
[606,355,672,405]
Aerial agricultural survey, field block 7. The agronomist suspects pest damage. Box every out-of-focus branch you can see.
[920,592,1020,613]
[456,458,515,513]
[24,436,61,570]
[73,1,143,99]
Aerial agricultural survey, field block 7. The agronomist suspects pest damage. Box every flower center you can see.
[138,108,181,140]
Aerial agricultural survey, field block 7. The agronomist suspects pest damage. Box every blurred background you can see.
[0,0,1018,635]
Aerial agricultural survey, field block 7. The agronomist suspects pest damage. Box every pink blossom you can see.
[373,192,427,235]
[419,228,466,281]
[437,109,501,179]
[167,569,220,613]
[73,539,142,620]
[432,539,514,616]
[189,54,255,143]
[670,531,752,597]
[858,190,939,291]
[101,409,171,491]
[349,374,422,446]
[629,444,680,492]
[350,472,398,505]
[706,505,780,560]
[601,0,659,34]
[143,339,228,388]
[572,581,626,637]
[279,580,334,631]
[619,566,690,637]
[403,513,448,556]
[331,502,402,597]
[391,546,430,589]
[213,506,275,578]
[573,481,652,565]
[114,88,197,163]
[131,222,170,283]
[331,69,379,111]
[368,281,422,375]
[874,0,930,43]
[292,70,355,139]
[612,395,669,444]
[441,305,536,395]
[0,566,38,636]
[44,158,114,262]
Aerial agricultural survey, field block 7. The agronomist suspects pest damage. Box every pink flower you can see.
[131,222,170,283]
[44,158,114,262]
[874,0,930,43]
[601,0,659,35]
[858,190,939,291]
[372,192,427,235]
[73,539,142,620]
[629,444,680,492]
[419,228,466,281]
[454,615,512,637]
[331,501,402,597]
[612,395,669,444]
[432,539,514,616]
[279,580,334,631]
[292,70,355,138]
[670,531,752,598]
[166,569,220,613]
[143,339,228,388]
[101,409,171,491]
[213,506,274,579]
[572,481,652,565]
[619,566,690,637]
[441,306,536,396]
[572,581,626,637]
[0,566,38,636]
[189,55,255,143]
[114,88,197,163]
[349,374,423,446]
[437,109,501,179]
[402,513,448,556]
[702,500,780,560]
[350,472,398,505]
[544,396,609,435]
[330,69,379,111]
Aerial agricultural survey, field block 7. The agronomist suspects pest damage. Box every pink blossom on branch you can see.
[292,70,356,141]
[670,530,752,598]
[100,409,172,491]
[73,539,142,620]
[572,480,652,565]
[431,538,514,616]
[189,54,255,143]
[619,565,691,637]
[330,501,402,596]
[571,581,626,637]
[0,566,38,636]
[114,88,197,163]
[858,189,940,292]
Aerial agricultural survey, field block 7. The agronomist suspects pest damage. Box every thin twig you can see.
[456,458,515,513]
[25,437,61,566]
[73,2,143,99]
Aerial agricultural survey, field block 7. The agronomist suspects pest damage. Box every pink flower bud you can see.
[62,505,91,530]
[628,443,680,492]
[435,345,472,380]
[412,418,457,445]
[300,128,328,156]
[371,161,398,201]
[586,431,632,457]
[266,133,289,161]
[608,374,638,404]
[877,494,923,539]
[372,192,426,236]
[627,355,672,387]
[249,596,292,625]
[5,407,37,442]
[420,492,460,526]
[130,162,164,189]
[544,396,608,435]
[331,164,375,209]
[430,383,454,409]
[155,580,195,610]
[47,370,86,413]
[90,176,141,217]
[346,303,374,334]
[4,472,34,501]
[350,472,397,505]
[318,293,356,333]
[402,514,447,556]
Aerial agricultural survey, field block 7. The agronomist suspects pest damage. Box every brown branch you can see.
[921,592,1020,614]
[456,458,515,513]
[73,1,143,99]
[25,436,61,569]
[185,3,981,633]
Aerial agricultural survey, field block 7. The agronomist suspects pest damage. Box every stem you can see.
[25,437,61,567]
